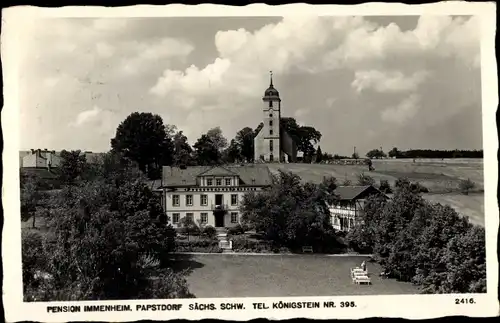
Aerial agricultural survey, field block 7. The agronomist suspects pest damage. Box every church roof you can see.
[263,71,280,98]
[161,164,274,187]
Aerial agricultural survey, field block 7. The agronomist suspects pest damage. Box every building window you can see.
[349,218,354,228]
[216,178,222,186]
[173,213,180,224]
[186,195,193,206]
[201,213,208,224]
[269,141,273,152]
[269,113,273,118]
[231,194,238,206]
[269,101,273,107]
[270,129,273,135]
[231,212,238,223]
[186,213,194,222]
[225,178,231,186]
[172,195,180,207]
[270,154,274,161]
[207,178,213,186]
[200,194,208,206]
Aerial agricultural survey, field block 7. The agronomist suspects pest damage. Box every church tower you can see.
[260,71,281,162]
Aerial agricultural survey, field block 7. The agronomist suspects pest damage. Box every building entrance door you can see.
[214,211,224,227]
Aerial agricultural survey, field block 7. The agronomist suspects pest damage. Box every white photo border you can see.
[2,2,498,321]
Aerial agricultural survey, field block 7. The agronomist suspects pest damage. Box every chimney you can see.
[30,149,35,154]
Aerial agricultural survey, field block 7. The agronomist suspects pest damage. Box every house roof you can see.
[334,185,387,200]
[161,164,273,187]
[197,166,238,177]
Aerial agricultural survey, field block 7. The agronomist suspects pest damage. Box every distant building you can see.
[329,185,388,232]
[155,165,273,228]
[21,149,61,169]
[19,149,104,168]
[254,72,298,163]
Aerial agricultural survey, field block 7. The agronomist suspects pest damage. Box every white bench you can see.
[302,246,313,253]
[354,276,372,285]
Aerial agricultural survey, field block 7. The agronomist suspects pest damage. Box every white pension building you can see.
[154,165,273,228]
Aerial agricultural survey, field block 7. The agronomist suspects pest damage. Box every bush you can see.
[379,180,393,194]
[175,239,222,253]
[459,178,476,195]
[231,236,273,253]
[227,224,245,236]
[357,173,375,186]
[202,225,217,239]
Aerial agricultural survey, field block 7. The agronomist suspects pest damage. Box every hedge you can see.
[174,239,222,253]
[231,237,290,253]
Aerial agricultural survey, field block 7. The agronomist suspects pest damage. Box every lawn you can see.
[174,254,419,298]
[422,193,485,226]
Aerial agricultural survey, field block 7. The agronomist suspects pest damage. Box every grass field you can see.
[266,159,485,226]
[175,254,419,298]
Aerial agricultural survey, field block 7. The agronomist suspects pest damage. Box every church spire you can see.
[269,70,273,88]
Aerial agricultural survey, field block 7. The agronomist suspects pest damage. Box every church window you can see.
[269,113,273,118]
[269,141,273,151]
[270,154,274,161]
[269,120,273,126]
[269,101,273,107]
[270,129,273,135]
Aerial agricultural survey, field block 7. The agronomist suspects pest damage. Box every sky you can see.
[18,15,482,156]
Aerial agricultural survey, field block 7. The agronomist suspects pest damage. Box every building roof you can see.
[334,185,387,200]
[161,164,274,187]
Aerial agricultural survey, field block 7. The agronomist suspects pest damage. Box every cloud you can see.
[381,94,420,124]
[71,106,102,127]
[20,15,482,155]
[351,70,429,93]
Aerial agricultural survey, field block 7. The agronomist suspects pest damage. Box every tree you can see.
[111,112,173,176]
[315,146,323,163]
[193,134,220,165]
[206,127,228,153]
[388,147,401,158]
[223,139,241,164]
[59,150,87,185]
[379,180,393,194]
[366,149,387,159]
[280,118,322,159]
[459,178,476,195]
[20,175,46,228]
[172,130,195,166]
[357,173,375,186]
[235,127,255,162]
[240,171,341,251]
[22,159,191,301]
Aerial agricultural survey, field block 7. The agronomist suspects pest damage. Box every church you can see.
[253,73,298,163]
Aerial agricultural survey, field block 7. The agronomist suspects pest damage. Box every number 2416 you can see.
[455,298,475,305]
